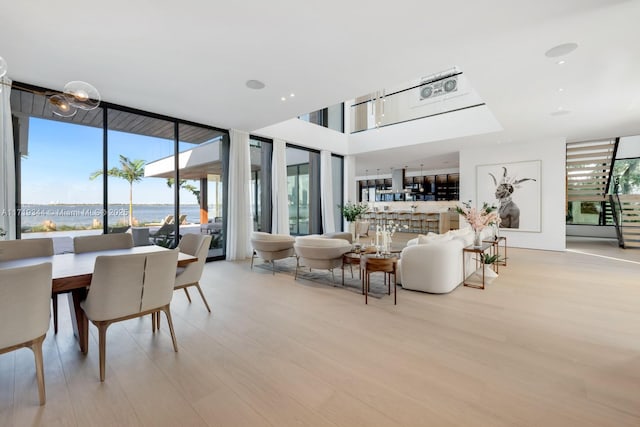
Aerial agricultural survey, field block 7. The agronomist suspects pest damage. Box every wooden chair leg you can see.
[183,288,192,303]
[97,322,108,382]
[52,295,58,334]
[194,283,211,313]
[151,312,156,332]
[156,312,161,330]
[250,251,256,269]
[30,335,46,405]
[162,306,179,352]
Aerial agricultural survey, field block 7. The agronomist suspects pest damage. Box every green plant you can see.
[479,253,506,264]
[339,202,368,222]
[166,178,201,204]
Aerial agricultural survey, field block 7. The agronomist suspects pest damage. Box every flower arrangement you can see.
[456,200,500,232]
[339,202,369,222]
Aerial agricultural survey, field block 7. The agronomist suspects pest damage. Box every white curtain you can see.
[271,139,289,234]
[320,150,336,233]
[343,155,357,232]
[225,129,252,260]
[0,77,16,240]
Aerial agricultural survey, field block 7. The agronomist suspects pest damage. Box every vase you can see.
[473,265,499,284]
[348,222,356,242]
[473,230,482,247]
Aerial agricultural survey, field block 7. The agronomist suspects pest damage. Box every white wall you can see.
[253,118,348,155]
[460,139,566,251]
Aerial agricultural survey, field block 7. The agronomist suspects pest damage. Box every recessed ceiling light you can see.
[245,79,265,90]
[289,93,295,97]
[558,88,565,92]
[545,42,578,58]
[280,97,286,101]
[556,60,566,65]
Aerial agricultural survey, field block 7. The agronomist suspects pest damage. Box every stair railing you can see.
[609,177,624,247]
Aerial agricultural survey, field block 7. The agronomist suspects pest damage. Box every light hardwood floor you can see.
[1,240,639,426]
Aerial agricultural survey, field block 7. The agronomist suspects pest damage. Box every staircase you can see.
[618,195,640,248]
[566,140,616,204]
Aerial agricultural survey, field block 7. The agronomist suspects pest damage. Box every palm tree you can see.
[166,178,200,204]
[90,155,146,226]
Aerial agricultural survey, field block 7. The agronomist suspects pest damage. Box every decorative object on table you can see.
[339,201,369,241]
[410,204,418,212]
[476,160,541,232]
[0,227,5,239]
[375,220,408,255]
[472,253,504,284]
[456,201,499,247]
[0,56,100,117]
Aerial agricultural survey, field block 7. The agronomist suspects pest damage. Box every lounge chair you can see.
[149,221,176,245]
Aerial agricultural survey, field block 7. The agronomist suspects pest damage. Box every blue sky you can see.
[22,118,202,204]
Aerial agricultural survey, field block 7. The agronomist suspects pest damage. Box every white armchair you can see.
[0,262,52,405]
[250,232,296,274]
[293,236,352,283]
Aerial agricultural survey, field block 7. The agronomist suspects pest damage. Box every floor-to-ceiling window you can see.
[11,82,228,259]
[15,110,103,244]
[106,110,175,241]
[286,147,310,235]
[249,136,272,232]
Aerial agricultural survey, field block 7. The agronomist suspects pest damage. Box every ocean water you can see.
[13,204,210,228]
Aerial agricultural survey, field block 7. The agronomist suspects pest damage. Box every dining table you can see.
[0,246,197,354]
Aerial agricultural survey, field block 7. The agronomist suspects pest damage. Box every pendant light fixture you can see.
[0,55,101,117]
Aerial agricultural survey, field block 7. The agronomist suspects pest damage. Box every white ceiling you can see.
[1,0,639,175]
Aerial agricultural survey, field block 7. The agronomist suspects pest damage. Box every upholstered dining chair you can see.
[0,262,52,405]
[174,233,212,312]
[73,233,134,254]
[0,238,58,333]
[250,232,296,274]
[80,250,179,381]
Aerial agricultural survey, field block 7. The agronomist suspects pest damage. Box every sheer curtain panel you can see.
[225,129,252,260]
[0,77,15,239]
[271,139,289,234]
[320,150,336,233]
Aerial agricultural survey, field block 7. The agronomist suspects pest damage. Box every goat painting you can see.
[477,161,541,232]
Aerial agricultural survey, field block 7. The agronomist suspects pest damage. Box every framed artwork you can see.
[476,160,541,232]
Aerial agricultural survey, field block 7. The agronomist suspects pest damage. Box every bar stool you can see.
[410,212,423,233]
[425,213,439,233]
[396,212,410,229]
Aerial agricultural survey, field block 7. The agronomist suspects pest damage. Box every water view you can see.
[18,204,207,231]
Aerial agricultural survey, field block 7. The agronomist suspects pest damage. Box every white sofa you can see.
[397,227,493,294]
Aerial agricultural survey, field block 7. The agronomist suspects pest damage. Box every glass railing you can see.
[350,70,484,133]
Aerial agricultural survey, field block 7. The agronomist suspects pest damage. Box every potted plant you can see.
[473,253,505,284]
[338,202,369,240]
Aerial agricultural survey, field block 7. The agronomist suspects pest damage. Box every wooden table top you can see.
[0,246,196,293]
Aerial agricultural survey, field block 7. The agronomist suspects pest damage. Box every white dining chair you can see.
[80,250,179,381]
[174,234,212,312]
[0,262,52,405]
[73,233,134,254]
[0,238,58,333]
